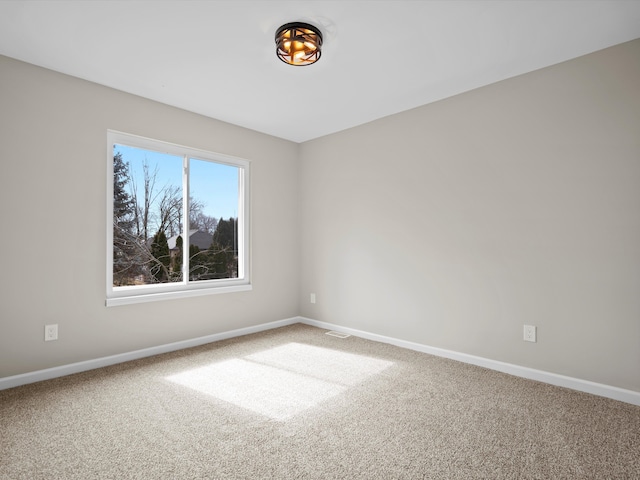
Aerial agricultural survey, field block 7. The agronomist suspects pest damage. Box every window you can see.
[107,131,250,306]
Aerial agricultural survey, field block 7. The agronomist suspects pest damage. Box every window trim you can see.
[106,130,251,307]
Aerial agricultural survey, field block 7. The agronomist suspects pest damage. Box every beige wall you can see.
[2,39,639,393]
[299,39,640,392]
[0,56,300,377]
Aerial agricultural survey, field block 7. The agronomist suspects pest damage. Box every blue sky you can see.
[115,144,239,226]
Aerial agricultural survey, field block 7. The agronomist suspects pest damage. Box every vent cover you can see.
[325,331,351,339]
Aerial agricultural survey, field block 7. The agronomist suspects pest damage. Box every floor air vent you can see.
[325,330,351,339]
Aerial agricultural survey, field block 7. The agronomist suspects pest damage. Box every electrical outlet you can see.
[310,293,316,304]
[523,325,536,343]
[45,324,58,342]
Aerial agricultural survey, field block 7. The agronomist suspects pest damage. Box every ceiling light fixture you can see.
[275,22,323,66]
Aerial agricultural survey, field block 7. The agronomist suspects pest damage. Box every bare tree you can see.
[129,160,161,242]
[128,159,185,241]
[158,185,182,237]
[119,156,220,285]
[191,211,218,235]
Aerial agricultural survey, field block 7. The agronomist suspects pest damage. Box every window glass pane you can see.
[108,130,250,305]
[112,144,183,286]
[188,158,240,281]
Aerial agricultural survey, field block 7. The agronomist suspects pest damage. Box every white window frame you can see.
[106,130,251,306]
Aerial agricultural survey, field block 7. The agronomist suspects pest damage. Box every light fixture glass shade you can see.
[275,22,323,66]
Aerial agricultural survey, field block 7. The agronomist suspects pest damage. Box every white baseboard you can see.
[0,317,299,391]
[3,315,639,407]
[298,317,640,407]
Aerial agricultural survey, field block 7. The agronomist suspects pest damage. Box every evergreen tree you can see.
[112,152,137,285]
[150,230,170,283]
[206,247,235,279]
[172,235,183,278]
[208,217,238,279]
[212,217,237,251]
[189,244,208,280]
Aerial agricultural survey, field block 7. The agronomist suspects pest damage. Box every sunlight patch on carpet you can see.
[165,343,393,420]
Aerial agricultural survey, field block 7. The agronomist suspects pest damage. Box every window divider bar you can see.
[182,155,189,283]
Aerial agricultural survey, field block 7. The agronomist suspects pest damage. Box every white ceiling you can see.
[1,1,639,143]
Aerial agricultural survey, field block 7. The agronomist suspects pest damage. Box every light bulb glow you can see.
[275,22,323,66]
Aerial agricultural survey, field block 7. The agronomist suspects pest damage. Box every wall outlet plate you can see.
[523,324,536,343]
[45,324,58,341]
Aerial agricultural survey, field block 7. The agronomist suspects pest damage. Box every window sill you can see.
[106,284,252,307]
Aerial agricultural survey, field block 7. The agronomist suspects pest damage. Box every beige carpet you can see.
[1,323,638,479]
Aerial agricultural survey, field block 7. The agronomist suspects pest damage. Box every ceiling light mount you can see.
[275,22,323,66]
